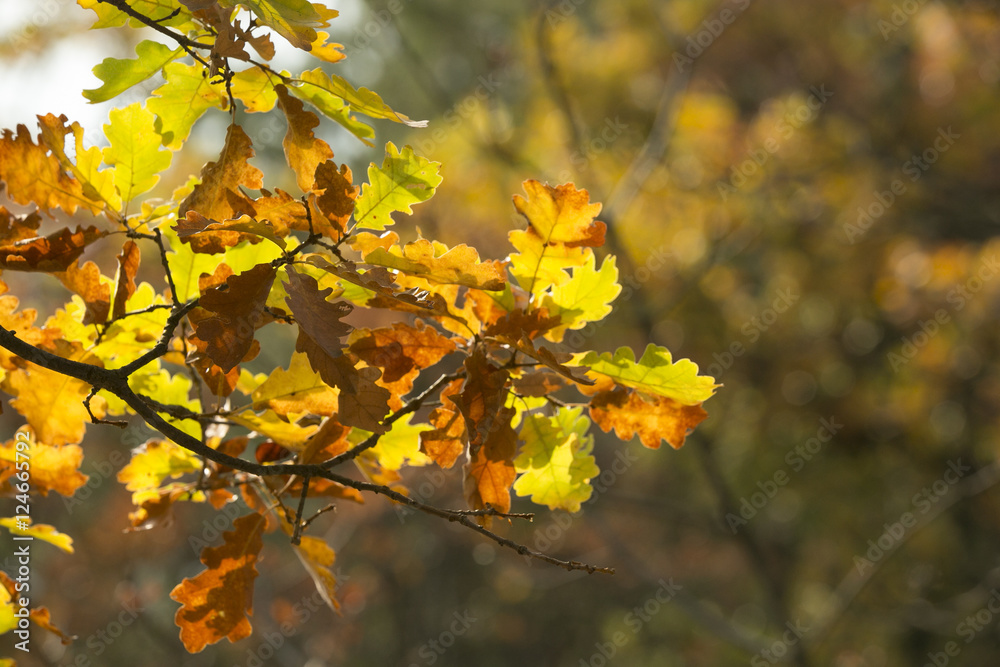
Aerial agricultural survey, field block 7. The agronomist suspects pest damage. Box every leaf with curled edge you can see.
[589,387,708,450]
[303,254,436,311]
[0,226,107,272]
[362,237,506,291]
[292,536,340,611]
[192,264,276,373]
[175,212,287,253]
[170,512,266,653]
[276,84,334,192]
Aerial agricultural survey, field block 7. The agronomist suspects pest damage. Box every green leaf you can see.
[570,344,719,405]
[513,407,599,512]
[103,103,173,204]
[231,67,281,113]
[83,40,183,103]
[540,253,621,341]
[147,62,227,149]
[286,68,376,144]
[353,143,442,230]
[364,414,432,470]
[220,0,338,50]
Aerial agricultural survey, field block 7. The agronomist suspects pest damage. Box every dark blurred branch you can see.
[695,440,811,667]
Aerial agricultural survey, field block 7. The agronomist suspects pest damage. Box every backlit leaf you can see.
[170,513,266,653]
[148,61,228,149]
[590,388,708,450]
[193,264,276,373]
[513,407,599,512]
[103,102,173,204]
[0,430,87,496]
[0,518,74,553]
[362,236,505,290]
[83,40,183,103]
[353,143,442,230]
[571,344,718,405]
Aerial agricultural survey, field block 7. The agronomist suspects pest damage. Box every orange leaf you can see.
[512,180,606,248]
[193,264,276,373]
[0,124,95,215]
[250,188,308,236]
[112,240,140,320]
[0,206,42,245]
[276,84,334,192]
[589,388,709,450]
[170,512,267,653]
[463,404,517,518]
[55,260,110,324]
[178,124,262,224]
[420,378,466,468]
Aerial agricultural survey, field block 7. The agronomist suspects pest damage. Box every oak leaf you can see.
[589,388,709,450]
[193,264,277,373]
[170,512,267,653]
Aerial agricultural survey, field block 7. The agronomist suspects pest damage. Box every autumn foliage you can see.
[0,0,715,655]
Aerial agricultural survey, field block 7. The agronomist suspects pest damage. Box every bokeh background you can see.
[3,0,1000,665]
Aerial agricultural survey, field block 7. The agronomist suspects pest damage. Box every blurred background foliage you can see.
[3,0,1000,665]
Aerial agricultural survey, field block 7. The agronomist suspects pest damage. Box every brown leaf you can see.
[112,240,140,320]
[250,188,308,236]
[170,512,267,653]
[348,320,456,384]
[0,225,107,272]
[484,307,561,341]
[178,124,262,223]
[512,370,565,397]
[192,264,276,372]
[311,160,357,238]
[589,387,709,450]
[284,268,353,361]
[276,85,334,192]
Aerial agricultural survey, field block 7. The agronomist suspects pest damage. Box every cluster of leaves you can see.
[0,0,715,656]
